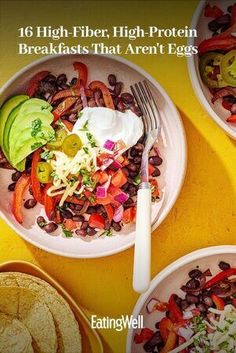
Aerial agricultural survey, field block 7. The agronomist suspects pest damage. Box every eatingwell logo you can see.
[91,315,144,332]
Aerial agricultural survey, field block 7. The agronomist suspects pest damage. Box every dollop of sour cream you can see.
[73,107,143,149]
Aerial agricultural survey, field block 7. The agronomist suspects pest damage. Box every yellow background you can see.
[0,1,236,352]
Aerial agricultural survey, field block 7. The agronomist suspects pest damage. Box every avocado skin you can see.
[0,95,29,151]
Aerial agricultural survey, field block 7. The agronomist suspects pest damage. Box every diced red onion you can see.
[111,160,123,170]
[103,139,115,151]
[114,192,129,204]
[146,298,159,314]
[183,310,193,320]
[113,205,124,222]
[96,186,107,198]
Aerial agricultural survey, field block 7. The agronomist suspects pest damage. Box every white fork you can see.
[130,80,161,293]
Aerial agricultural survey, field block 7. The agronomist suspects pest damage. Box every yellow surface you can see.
[0,1,236,352]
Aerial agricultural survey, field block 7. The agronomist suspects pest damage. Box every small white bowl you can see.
[127,245,236,353]
[0,54,186,258]
[188,0,236,140]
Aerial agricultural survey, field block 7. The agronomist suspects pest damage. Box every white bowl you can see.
[0,54,186,258]
[188,0,236,140]
[127,245,236,353]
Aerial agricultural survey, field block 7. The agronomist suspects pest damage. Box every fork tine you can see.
[138,82,155,130]
[143,80,161,130]
[131,85,147,134]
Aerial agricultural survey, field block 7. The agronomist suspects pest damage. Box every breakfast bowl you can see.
[0,54,186,258]
[188,0,236,140]
[127,245,236,353]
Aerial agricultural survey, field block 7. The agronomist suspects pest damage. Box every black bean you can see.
[81,221,88,230]
[87,227,97,236]
[75,229,87,237]
[60,83,70,90]
[72,215,84,222]
[202,294,213,307]
[86,206,97,214]
[197,303,207,313]
[134,143,144,152]
[112,96,120,107]
[175,296,182,306]
[121,92,134,104]
[124,198,134,207]
[104,220,110,230]
[117,101,125,112]
[112,221,121,232]
[149,156,163,166]
[68,113,77,123]
[155,321,160,329]
[127,163,137,172]
[212,31,219,37]
[219,261,230,271]
[180,300,189,311]
[130,148,138,157]
[37,216,46,227]
[143,331,163,352]
[43,222,58,233]
[43,74,56,83]
[60,209,73,219]
[108,74,116,86]
[70,77,77,86]
[133,156,142,164]
[129,171,139,178]
[114,82,123,96]
[189,269,202,279]
[8,182,16,191]
[56,74,67,86]
[24,198,37,209]
[221,24,230,33]
[38,81,56,95]
[128,184,137,197]
[130,105,142,116]
[186,294,199,304]
[208,20,221,32]
[151,168,160,177]
[228,5,232,13]
[216,14,231,26]
[122,168,129,177]
[186,278,200,289]
[11,171,22,182]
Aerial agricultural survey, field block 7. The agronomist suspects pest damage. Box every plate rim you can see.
[126,245,236,352]
[0,53,187,258]
[187,0,236,140]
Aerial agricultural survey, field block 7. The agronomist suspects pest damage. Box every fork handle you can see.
[133,182,151,293]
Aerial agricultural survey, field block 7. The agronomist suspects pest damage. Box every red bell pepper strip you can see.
[231,4,236,24]
[26,71,50,97]
[73,62,88,88]
[204,4,223,19]
[227,114,236,123]
[160,330,177,353]
[12,174,30,224]
[123,207,136,224]
[134,328,154,344]
[44,184,55,220]
[198,21,236,55]
[62,119,74,131]
[89,81,115,109]
[159,317,174,342]
[205,268,236,289]
[104,204,114,223]
[65,196,84,205]
[211,294,225,310]
[88,213,105,229]
[53,97,77,122]
[169,294,184,323]
[52,88,93,102]
[31,149,44,204]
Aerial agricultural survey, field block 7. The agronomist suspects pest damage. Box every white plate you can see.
[188,0,236,140]
[127,245,236,353]
[0,54,186,258]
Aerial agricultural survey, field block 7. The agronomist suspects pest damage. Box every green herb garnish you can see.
[40,150,53,160]
[31,142,43,150]
[31,118,42,137]
[86,132,97,147]
[61,225,73,238]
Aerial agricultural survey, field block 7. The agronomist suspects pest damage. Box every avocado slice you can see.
[0,95,29,148]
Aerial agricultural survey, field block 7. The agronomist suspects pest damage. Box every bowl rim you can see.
[126,245,236,352]
[187,0,236,140]
[0,53,187,258]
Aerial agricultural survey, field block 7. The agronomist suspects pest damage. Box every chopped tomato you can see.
[26,71,50,97]
[92,171,109,185]
[89,81,114,109]
[66,196,84,205]
[111,169,127,187]
[84,190,96,205]
[63,219,78,230]
[148,163,155,176]
[12,174,30,224]
[31,149,44,204]
[104,204,114,223]
[108,184,122,197]
[88,213,105,229]
[53,97,77,122]
[62,119,74,131]
[204,4,223,18]
[96,195,112,205]
[97,152,113,167]
[123,207,136,224]
[227,114,236,123]
[134,328,154,344]
[73,62,88,87]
